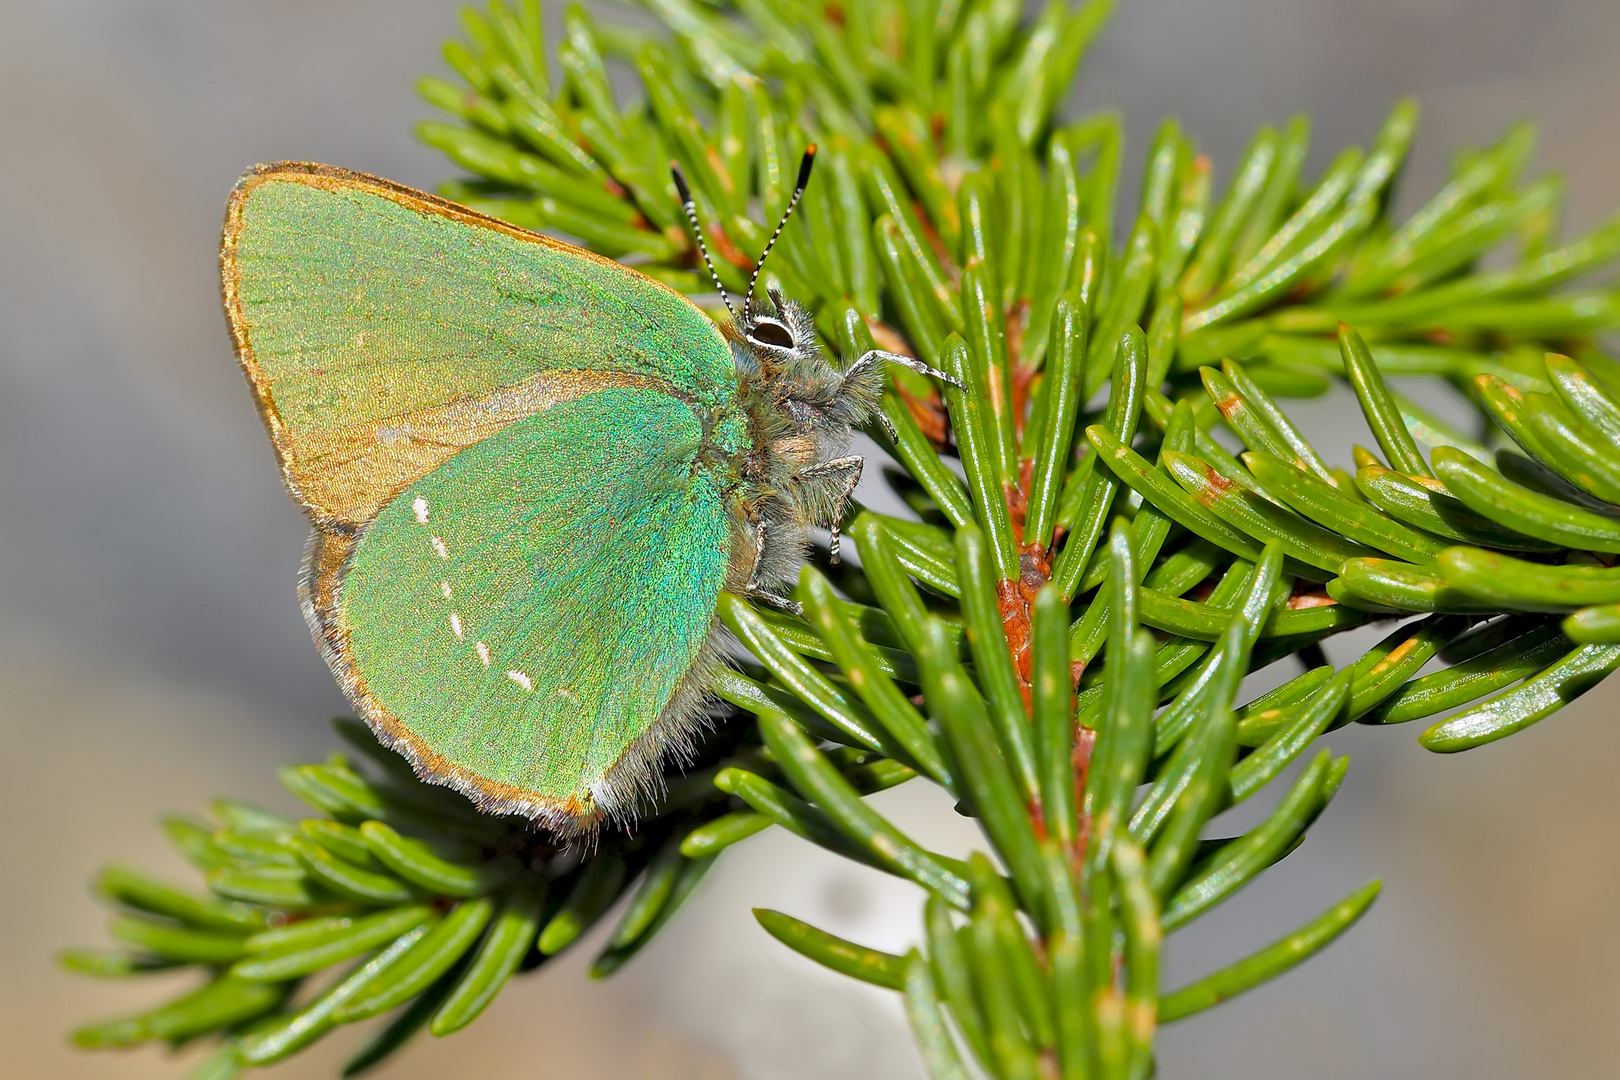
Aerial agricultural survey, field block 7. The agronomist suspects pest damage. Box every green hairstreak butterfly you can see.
[220,151,954,833]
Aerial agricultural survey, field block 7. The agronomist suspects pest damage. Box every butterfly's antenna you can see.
[743,144,817,316]
[669,161,736,320]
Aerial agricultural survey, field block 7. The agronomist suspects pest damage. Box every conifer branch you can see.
[63,2,1620,1077]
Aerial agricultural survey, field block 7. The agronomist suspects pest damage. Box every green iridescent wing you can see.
[223,163,744,829]
[222,162,737,528]
[304,388,731,828]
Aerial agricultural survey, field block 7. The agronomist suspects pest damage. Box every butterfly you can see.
[220,149,956,834]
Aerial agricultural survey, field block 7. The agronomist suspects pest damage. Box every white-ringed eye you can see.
[746,317,796,351]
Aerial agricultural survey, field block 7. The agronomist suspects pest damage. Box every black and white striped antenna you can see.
[671,144,817,321]
[743,145,816,316]
[669,161,736,320]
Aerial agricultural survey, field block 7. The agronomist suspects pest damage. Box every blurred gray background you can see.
[3,1,1619,1077]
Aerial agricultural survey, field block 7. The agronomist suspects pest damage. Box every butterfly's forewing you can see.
[305,387,731,827]
[222,162,737,527]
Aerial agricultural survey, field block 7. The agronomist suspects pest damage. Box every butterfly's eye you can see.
[746,318,796,351]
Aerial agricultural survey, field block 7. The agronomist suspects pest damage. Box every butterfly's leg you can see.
[871,408,900,445]
[842,349,963,389]
[744,519,803,616]
[799,455,864,564]
[837,351,957,445]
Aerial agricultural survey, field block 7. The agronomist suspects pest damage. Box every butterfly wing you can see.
[222,162,737,529]
[304,386,733,830]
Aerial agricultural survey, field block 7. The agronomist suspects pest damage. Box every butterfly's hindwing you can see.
[309,387,732,827]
